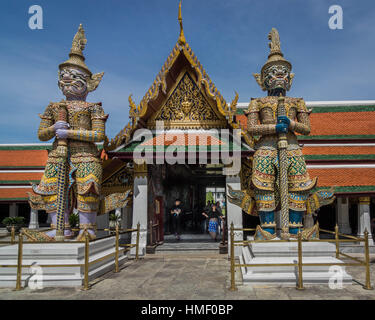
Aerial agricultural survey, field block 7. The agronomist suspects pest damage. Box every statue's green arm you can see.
[37,104,56,141]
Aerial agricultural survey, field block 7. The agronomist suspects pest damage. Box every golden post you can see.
[277,95,290,240]
[296,231,304,290]
[136,222,140,260]
[82,231,90,291]
[11,226,15,245]
[14,231,23,291]
[363,230,374,290]
[335,224,340,259]
[115,224,119,273]
[229,222,237,291]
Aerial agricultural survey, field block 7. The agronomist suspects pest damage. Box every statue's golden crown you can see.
[253,28,293,91]
[59,24,104,92]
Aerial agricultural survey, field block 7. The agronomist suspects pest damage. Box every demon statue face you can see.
[263,64,292,93]
[58,67,89,101]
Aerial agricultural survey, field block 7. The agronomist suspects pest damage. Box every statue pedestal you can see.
[239,238,352,286]
[0,237,128,288]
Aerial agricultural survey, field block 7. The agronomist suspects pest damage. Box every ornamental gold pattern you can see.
[104,4,241,150]
[155,72,220,123]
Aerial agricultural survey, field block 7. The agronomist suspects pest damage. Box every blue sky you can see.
[0,0,374,143]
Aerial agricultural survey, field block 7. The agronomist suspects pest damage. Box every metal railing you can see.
[0,223,141,291]
[0,226,16,244]
[228,222,374,291]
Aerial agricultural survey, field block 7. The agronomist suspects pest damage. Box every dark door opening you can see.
[163,164,226,235]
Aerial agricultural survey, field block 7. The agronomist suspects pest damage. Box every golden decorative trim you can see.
[148,69,226,128]
[134,162,148,178]
[359,197,371,205]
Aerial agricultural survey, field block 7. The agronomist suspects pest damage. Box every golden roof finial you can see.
[178,0,186,45]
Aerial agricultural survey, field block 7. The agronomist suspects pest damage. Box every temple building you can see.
[1,100,375,247]
[1,6,374,253]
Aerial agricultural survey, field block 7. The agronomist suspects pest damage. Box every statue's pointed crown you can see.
[253,28,293,90]
[59,24,92,76]
[261,28,292,74]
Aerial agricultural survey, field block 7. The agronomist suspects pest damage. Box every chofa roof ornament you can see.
[178,0,186,45]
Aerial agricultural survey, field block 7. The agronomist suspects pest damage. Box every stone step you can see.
[241,247,349,273]
[246,238,336,257]
[239,255,352,285]
[156,241,220,252]
[0,237,127,288]
[239,241,353,286]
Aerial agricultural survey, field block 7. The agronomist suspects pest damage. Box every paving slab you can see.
[0,252,374,300]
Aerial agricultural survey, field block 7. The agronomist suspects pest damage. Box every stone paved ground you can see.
[1,252,375,300]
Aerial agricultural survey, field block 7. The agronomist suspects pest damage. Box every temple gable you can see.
[150,71,225,129]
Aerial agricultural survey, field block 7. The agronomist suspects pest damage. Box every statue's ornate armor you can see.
[223,28,335,240]
[34,101,108,214]
[247,96,316,214]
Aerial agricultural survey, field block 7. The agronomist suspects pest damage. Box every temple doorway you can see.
[160,164,226,236]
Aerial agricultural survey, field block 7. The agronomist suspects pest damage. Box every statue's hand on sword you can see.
[54,100,70,139]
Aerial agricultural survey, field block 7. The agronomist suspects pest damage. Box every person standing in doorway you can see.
[202,203,224,241]
[170,199,183,241]
[201,201,212,233]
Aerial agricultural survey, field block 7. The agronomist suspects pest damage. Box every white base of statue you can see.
[0,237,127,288]
[240,238,352,286]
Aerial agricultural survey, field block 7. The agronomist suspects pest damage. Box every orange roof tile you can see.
[236,111,375,137]
[309,112,375,136]
[303,146,375,156]
[308,168,375,187]
[0,172,43,182]
[0,188,32,199]
[141,133,224,146]
[0,150,48,167]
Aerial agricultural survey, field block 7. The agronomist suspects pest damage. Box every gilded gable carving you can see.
[155,72,221,123]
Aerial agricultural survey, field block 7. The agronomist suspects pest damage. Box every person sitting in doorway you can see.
[202,203,224,241]
[170,199,183,241]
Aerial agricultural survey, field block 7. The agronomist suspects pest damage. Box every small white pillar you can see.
[337,197,352,234]
[28,208,39,229]
[9,203,18,217]
[131,163,148,256]
[226,175,243,257]
[358,197,372,240]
